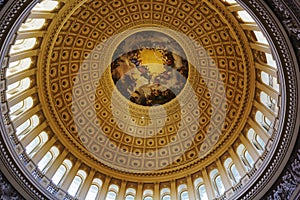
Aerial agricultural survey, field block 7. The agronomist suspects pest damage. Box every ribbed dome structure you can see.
[0,0,299,200]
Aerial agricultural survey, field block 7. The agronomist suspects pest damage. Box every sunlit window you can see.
[10,97,33,119]
[85,185,99,200]
[237,144,254,171]
[106,184,119,200]
[9,38,37,54]
[245,151,254,167]
[210,169,225,196]
[224,158,241,185]
[125,195,135,200]
[19,18,46,31]
[37,146,59,171]
[178,184,188,200]
[261,71,279,92]
[52,165,66,185]
[16,114,39,138]
[7,77,31,98]
[32,0,59,11]
[265,53,277,68]
[162,194,171,200]
[180,191,189,200]
[7,58,31,76]
[68,176,82,196]
[161,188,171,200]
[68,170,87,197]
[125,188,136,200]
[260,91,277,112]
[224,0,236,4]
[255,111,272,131]
[52,159,72,185]
[237,11,255,22]
[25,131,48,157]
[198,185,208,200]
[143,189,153,200]
[106,191,117,200]
[247,129,265,154]
[254,31,268,44]
[85,178,102,200]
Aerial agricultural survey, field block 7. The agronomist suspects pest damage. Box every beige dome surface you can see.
[39,0,254,177]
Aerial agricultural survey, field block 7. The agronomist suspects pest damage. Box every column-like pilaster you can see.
[117,180,127,200]
[228,147,247,177]
[216,159,232,190]
[31,136,56,163]
[45,149,68,178]
[202,169,215,199]
[240,134,260,161]
[170,180,178,200]
[135,183,143,200]
[77,169,96,200]
[98,176,111,200]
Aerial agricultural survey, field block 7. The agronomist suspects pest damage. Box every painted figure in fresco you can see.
[111,31,189,106]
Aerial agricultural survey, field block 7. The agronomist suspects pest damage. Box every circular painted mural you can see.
[111,31,189,106]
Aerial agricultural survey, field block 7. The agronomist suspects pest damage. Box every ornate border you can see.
[0,0,299,199]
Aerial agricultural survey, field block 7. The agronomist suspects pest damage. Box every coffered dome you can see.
[0,0,299,200]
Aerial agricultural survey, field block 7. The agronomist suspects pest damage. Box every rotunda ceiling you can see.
[1,0,300,199]
[39,0,255,178]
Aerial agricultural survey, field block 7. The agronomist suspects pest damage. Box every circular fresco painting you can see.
[111,31,189,106]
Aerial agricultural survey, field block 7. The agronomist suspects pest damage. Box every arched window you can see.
[260,91,277,112]
[52,165,66,185]
[143,189,153,200]
[255,111,272,131]
[237,144,254,171]
[180,191,189,200]
[210,169,225,196]
[9,38,37,54]
[125,188,136,200]
[261,71,279,92]
[51,159,72,185]
[16,114,39,139]
[125,195,135,200]
[106,191,117,200]
[19,18,46,31]
[10,97,33,119]
[161,188,171,200]
[178,184,188,200]
[25,131,48,157]
[237,11,255,22]
[85,178,102,200]
[85,185,99,200]
[106,184,119,200]
[224,158,241,185]
[198,185,208,200]
[7,58,31,76]
[247,128,265,154]
[32,0,59,11]
[253,31,268,44]
[6,77,31,98]
[265,53,277,68]
[162,195,171,200]
[67,170,87,197]
[37,146,59,171]
[224,0,236,4]
[194,178,208,200]
[245,151,254,167]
